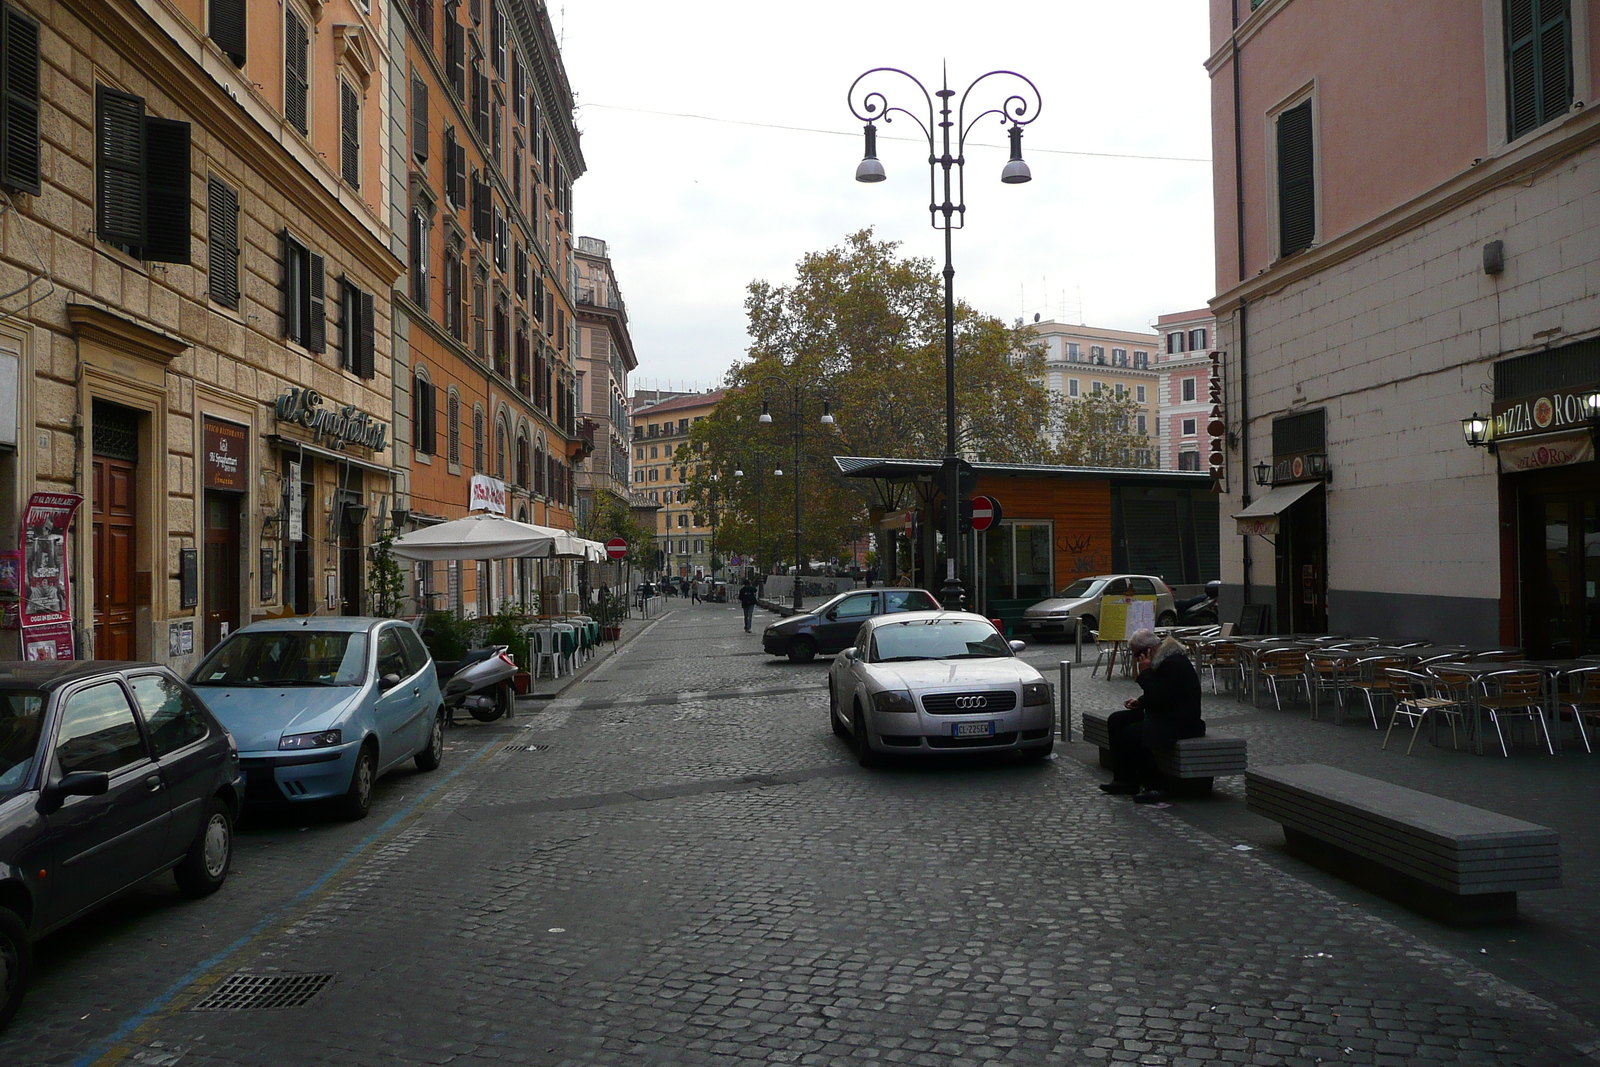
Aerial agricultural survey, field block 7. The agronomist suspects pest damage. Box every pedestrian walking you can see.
[1102,628,1204,804]
[691,578,702,604]
[738,578,758,632]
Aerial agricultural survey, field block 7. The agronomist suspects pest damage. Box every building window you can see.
[1113,383,1125,399]
[444,127,465,207]
[279,231,325,351]
[473,406,485,471]
[1067,378,1078,397]
[1167,332,1185,354]
[493,208,507,270]
[1133,350,1148,369]
[1092,382,1103,394]
[1112,348,1127,367]
[1188,328,1208,351]
[95,86,192,263]
[1506,0,1572,140]
[339,80,360,187]
[495,417,507,479]
[284,8,309,135]
[1066,342,1079,361]
[1135,385,1146,403]
[1276,99,1315,257]
[447,389,461,466]
[409,208,430,311]
[0,3,41,196]
[443,246,463,339]
[1182,378,1196,402]
[678,514,688,528]
[340,276,375,378]
[1090,346,1105,364]
[1181,418,1197,436]
[471,268,486,357]
[206,176,240,308]
[1178,451,1202,471]
[411,74,429,163]
[412,370,436,456]
[1137,414,1147,434]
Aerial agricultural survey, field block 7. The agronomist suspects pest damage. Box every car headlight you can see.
[1022,682,1053,706]
[1051,609,1072,617]
[279,729,343,750]
[871,690,917,714]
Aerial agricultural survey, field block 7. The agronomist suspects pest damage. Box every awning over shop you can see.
[1496,429,1595,474]
[1232,481,1320,536]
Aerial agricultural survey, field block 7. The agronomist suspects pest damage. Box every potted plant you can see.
[596,590,625,641]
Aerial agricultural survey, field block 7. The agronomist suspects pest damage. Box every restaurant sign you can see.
[468,474,507,515]
[1496,430,1595,473]
[1491,387,1597,442]
[273,388,389,452]
[203,418,247,490]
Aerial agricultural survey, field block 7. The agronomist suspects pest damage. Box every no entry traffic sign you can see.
[970,495,1002,531]
[606,537,628,560]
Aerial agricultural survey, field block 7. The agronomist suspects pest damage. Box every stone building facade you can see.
[1028,321,1160,466]
[573,235,636,526]
[630,390,724,578]
[0,0,400,667]
[1153,308,1216,471]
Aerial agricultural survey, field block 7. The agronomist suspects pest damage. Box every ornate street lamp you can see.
[759,378,835,611]
[849,65,1040,609]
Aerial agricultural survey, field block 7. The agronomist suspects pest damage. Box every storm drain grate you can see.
[190,972,335,1011]
[504,743,550,752]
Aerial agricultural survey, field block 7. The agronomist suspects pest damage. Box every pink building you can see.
[1208,0,1600,649]
[1154,309,1216,471]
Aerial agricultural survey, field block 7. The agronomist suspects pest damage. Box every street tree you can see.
[1053,390,1154,468]
[578,492,659,571]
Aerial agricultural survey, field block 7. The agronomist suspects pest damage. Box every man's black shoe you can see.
[1132,789,1168,804]
[1099,781,1138,795]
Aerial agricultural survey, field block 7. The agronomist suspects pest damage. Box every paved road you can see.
[3,604,1598,1066]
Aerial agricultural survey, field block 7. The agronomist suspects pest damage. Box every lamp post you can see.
[733,452,769,583]
[758,375,835,611]
[849,65,1039,610]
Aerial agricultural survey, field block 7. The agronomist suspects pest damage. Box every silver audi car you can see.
[826,612,1055,766]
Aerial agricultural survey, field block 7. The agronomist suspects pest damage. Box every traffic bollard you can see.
[1059,660,1072,742]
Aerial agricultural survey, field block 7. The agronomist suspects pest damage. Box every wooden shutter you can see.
[1276,101,1315,258]
[358,288,375,377]
[411,0,433,42]
[1,3,41,196]
[445,19,464,98]
[280,229,301,342]
[143,117,191,263]
[1506,0,1572,140]
[447,391,460,464]
[411,373,423,448]
[208,0,246,66]
[423,380,437,455]
[340,81,360,187]
[207,177,240,308]
[284,10,308,135]
[411,74,428,162]
[451,130,466,205]
[307,252,326,352]
[473,67,489,141]
[96,86,147,248]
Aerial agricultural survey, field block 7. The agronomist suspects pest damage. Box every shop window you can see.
[95,86,192,262]
[983,522,1053,602]
[207,176,240,309]
[279,231,325,351]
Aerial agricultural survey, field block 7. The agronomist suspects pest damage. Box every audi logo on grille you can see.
[954,695,988,709]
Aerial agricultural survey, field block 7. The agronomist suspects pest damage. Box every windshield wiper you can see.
[874,655,933,662]
[941,653,1001,659]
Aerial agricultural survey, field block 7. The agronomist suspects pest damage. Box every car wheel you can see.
[338,744,378,821]
[1157,612,1177,628]
[852,703,880,768]
[788,638,817,664]
[174,797,234,898]
[0,906,30,1033]
[415,710,445,771]
[829,682,848,737]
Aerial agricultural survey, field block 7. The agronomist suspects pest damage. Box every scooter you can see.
[441,645,518,724]
[1176,580,1221,625]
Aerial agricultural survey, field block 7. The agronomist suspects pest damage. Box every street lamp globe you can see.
[1000,126,1031,184]
[855,124,887,183]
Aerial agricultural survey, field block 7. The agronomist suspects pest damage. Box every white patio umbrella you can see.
[388,513,559,561]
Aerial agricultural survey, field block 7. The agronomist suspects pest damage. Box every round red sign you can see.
[970,495,1002,532]
[606,537,628,560]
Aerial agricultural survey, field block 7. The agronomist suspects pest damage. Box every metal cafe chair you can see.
[1259,647,1309,711]
[1476,669,1556,756]
[1348,656,1405,729]
[1199,639,1244,695]
[1381,667,1465,755]
[1304,648,1358,721]
[1557,664,1600,753]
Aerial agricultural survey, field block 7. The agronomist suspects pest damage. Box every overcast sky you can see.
[558,1,1215,393]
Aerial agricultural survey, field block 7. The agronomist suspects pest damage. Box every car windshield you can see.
[190,631,369,687]
[1056,578,1105,599]
[0,690,45,799]
[871,619,1011,662]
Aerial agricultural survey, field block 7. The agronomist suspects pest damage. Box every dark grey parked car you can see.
[762,588,941,662]
[0,661,243,1032]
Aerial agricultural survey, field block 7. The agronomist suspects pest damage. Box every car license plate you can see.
[952,721,996,738]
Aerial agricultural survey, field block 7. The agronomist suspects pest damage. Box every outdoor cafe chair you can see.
[1348,656,1406,729]
[531,627,564,680]
[1476,669,1556,756]
[1260,647,1309,711]
[1381,667,1465,755]
[1471,648,1526,662]
[1557,664,1600,753]
[1304,648,1358,720]
[1199,639,1243,695]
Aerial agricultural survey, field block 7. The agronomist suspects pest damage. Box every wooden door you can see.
[204,493,241,649]
[93,456,138,659]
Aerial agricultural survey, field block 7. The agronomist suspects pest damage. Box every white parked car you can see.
[1020,574,1177,641]
[827,612,1055,766]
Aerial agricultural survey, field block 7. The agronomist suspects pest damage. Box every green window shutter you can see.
[411,74,428,162]
[208,0,246,66]
[142,117,191,263]
[1276,100,1315,258]
[206,177,240,308]
[96,86,147,249]
[285,10,308,135]
[341,276,357,370]
[1506,0,1571,140]
[1,3,42,196]
[306,252,326,352]
[281,230,302,343]
[340,81,360,187]
[358,288,375,378]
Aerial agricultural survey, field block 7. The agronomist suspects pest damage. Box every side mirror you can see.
[39,770,110,813]
[379,672,402,691]
[840,648,858,663]
[823,610,837,621]
[1009,640,1027,653]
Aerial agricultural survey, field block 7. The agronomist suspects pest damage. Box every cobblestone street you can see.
[4,604,1599,1066]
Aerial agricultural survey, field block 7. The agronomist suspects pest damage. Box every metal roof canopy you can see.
[833,455,1214,487]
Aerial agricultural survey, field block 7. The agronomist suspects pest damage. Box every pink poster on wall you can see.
[21,620,74,661]
[19,491,83,628]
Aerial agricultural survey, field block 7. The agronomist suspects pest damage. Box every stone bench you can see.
[1246,764,1561,924]
[1081,710,1247,796]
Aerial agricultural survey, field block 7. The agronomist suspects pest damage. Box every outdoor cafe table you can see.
[1424,660,1563,754]
[1232,639,1316,707]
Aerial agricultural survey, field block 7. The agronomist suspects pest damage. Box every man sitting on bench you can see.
[1102,628,1205,804]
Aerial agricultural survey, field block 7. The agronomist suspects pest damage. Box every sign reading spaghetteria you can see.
[273,388,388,452]
[203,418,247,490]
[1491,387,1597,442]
